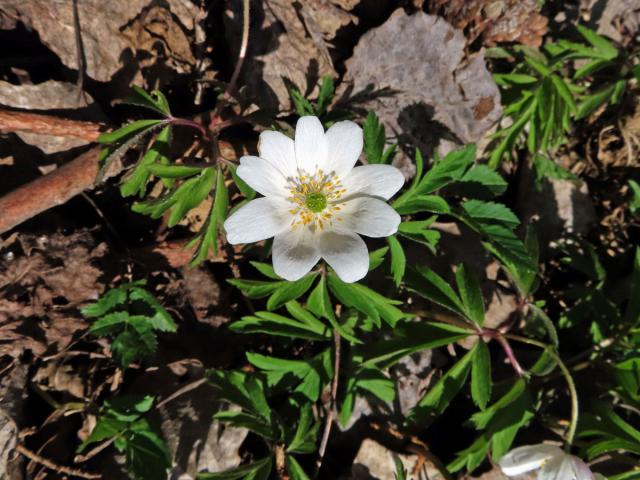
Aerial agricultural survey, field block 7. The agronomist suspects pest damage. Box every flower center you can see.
[305,192,327,213]
[286,168,347,231]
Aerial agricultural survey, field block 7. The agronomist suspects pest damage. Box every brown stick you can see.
[0,147,106,234]
[0,110,103,142]
[15,444,101,479]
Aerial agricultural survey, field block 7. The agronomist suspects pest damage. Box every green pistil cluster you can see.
[305,192,327,213]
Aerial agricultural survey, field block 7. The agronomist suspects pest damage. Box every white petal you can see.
[237,156,288,198]
[338,197,401,238]
[224,197,291,244]
[499,445,563,477]
[272,228,320,281]
[318,230,369,283]
[325,120,363,178]
[539,454,594,480]
[342,165,405,200]
[258,130,297,178]
[295,116,328,173]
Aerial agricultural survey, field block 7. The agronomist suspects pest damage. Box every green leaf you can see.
[623,248,640,326]
[361,321,471,367]
[98,119,164,145]
[550,74,577,112]
[630,180,640,216]
[213,411,275,439]
[408,265,465,318]
[471,341,492,410]
[408,348,474,426]
[459,165,508,196]
[455,264,485,325]
[287,405,318,454]
[369,247,389,270]
[291,89,315,116]
[576,25,619,60]
[363,111,387,164]
[126,428,172,480]
[120,125,173,197]
[123,85,171,116]
[387,236,406,287]
[394,194,450,215]
[575,83,616,120]
[227,278,283,299]
[315,75,335,116]
[267,273,318,310]
[398,218,440,252]
[190,167,229,264]
[418,144,476,194]
[78,416,127,452]
[145,164,203,178]
[231,310,329,341]
[328,274,405,328]
[286,456,311,480]
[82,286,127,317]
[197,457,273,480]
[251,261,281,280]
[89,311,132,337]
[461,200,520,227]
[167,167,215,227]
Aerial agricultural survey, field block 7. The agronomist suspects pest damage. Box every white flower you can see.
[499,444,594,480]
[224,116,404,283]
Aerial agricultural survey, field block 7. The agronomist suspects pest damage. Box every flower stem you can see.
[314,329,340,478]
[505,333,579,449]
[167,117,211,141]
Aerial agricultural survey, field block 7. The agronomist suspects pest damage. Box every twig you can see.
[0,109,103,141]
[156,377,207,409]
[71,0,86,102]
[15,444,101,479]
[224,0,250,102]
[314,329,341,478]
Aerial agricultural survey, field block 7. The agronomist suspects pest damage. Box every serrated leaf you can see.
[328,274,405,328]
[369,247,389,271]
[267,273,318,310]
[408,265,465,317]
[461,200,520,227]
[120,125,173,197]
[471,341,492,410]
[286,456,311,480]
[291,89,315,116]
[576,25,618,60]
[418,144,476,194]
[145,164,202,178]
[459,165,507,197]
[82,287,127,317]
[197,457,273,480]
[98,119,165,145]
[408,348,474,426]
[387,236,406,287]
[315,75,335,116]
[455,264,484,325]
[231,311,329,341]
[123,85,171,116]
[363,111,386,164]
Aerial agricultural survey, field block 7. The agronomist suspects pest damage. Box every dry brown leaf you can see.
[0,0,198,83]
[342,10,502,163]
[224,0,343,113]
[429,0,548,48]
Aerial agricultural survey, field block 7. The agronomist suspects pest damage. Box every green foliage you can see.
[78,395,171,480]
[629,180,640,216]
[363,111,397,164]
[82,281,176,368]
[490,26,637,166]
[290,75,336,119]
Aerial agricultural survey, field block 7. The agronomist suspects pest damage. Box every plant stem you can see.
[505,333,579,448]
[314,329,341,478]
[224,0,250,102]
[167,117,211,141]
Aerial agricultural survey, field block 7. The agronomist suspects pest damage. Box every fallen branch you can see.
[0,147,106,234]
[0,110,239,235]
[15,444,101,480]
[0,109,103,142]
